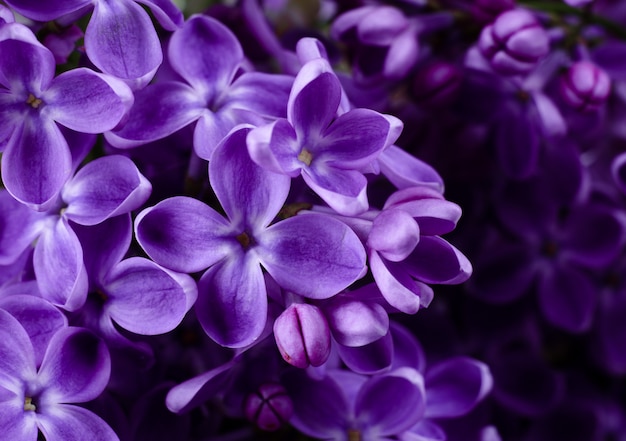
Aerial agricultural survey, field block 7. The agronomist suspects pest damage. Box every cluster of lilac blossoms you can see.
[2,0,626,439]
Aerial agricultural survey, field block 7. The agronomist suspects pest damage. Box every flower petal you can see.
[104,257,196,335]
[43,68,132,134]
[258,213,366,299]
[135,196,234,273]
[378,145,444,192]
[403,236,472,284]
[37,404,119,441]
[2,0,90,22]
[0,309,36,391]
[86,0,162,80]
[62,155,151,226]
[196,254,267,347]
[337,331,394,375]
[303,167,369,216]
[136,0,183,30]
[34,218,88,311]
[38,327,110,404]
[0,37,55,92]
[323,297,389,347]
[2,115,72,211]
[0,190,43,265]
[224,72,292,119]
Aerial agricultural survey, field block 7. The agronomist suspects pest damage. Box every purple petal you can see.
[192,111,234,160]
[2,115,72,211]
[291,70,341,142]
[331,7,376,40]
[0,37,55,92]
[258,213,366,299]
[209,126,290,230]
[38,327,110,404]
[135,196,234,273]
[323,297,389,347]
[168,15,242,100]
[287,58,337,125]
[2,0,90,22]
[74,214,132,285]
[43,68,132,134]
[355,367,426,435]
[537,266,595,333]
[136,0,183,30]
[62,155,151,226]
[224,71,292,118]
[425,357,493,418]
[384,28,420,79]
[281,369,350,438]
[337,330,394,374]
[303,167,369,216]
[0,398,36,440]
[0,90,24,150]
[403,236,472,284]
[103,257,196,335]
[196,254,267,347]
[0,295,68,367]
[34,218,87,311]
[107,82,204,148]
[36,404,119,441]
[0,190,44,265]
[369,250,423,314]
[390,321,427,373]
[378,145,444,192]
[0,309,36,391]
[368,209,420,262]
[358,6,408,45]
[86,0,162,80]
[247,119,301,176]
[166,360,235,414]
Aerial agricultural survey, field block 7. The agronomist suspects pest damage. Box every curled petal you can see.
[136,0,184,30]
[104,257,197,335]
[323,298,389,347]
[62,155,151,226]
[86,0,162,80]
[34,218,88,311]
[368,209,420,262]
[370,251,422,314]
[403,236,472,284]
[38,327,110,404]
[259,213,366,299]
[247,119,301,176]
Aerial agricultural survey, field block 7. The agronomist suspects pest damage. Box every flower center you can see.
[348,429,361,441]
[26,93,43,109]
[236,232,254,249]
[24,396,36,412]
[297,148,313,166]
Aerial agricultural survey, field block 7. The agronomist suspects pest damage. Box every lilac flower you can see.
[4,0,183,84]
[0,27,133,210]
[244,382,293,431]
[560,61,611,112]
[0,309,117,440]
[247,58,402,215]
[107,14,293,159]
[135,126,366,347]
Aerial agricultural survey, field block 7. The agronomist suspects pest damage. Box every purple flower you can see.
[0,309,117,440]
[136,126,366,347]
[478,9,550,76]
[560,61,611,112]
[0,27,133,210]
[4,0,183,84]
[247,58,402,215]
[107,14,293,159]
[244,382,293,431]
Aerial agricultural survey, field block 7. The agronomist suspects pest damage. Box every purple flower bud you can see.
[274,303,331,368]
[411,61,462,107]
[244,383,293,431]
[560,61,611,112]
[478,9,549,75]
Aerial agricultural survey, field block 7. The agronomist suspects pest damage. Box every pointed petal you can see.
[195,254,267,347]
[259,213,366,299]
[166,360,235,414]
[86,0,161,80]
[356,368,426,435]
[403,236,472,284]
[425,357,493,418]
[135,196,234,273]
[0,295,68,367]
[378,145,444,192]
[37,404,119,441]
[0,309,36,391]
[2,116,72,211]
[107,82,204,148]
[210,126,290,229]
[104,257,196,335]
[38,327,110,404]
[43,68,132,133]
[168,15,242,99]
[34,218,88,311]
[62,155,151,226]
